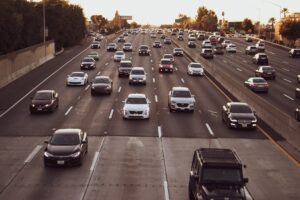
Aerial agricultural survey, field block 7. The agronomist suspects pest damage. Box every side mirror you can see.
[44,141,49,144]
[222,105,227,112]
[243,177,249,183]
[82,140,87,144]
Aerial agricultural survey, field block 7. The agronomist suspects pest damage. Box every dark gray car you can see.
[91,76,113,95]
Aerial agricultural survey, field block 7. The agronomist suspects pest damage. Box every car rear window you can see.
[252,78,266,83]
[140,46,148,50]
[191,64,202,68]
[120,62,133,68]
[50,133,80,145]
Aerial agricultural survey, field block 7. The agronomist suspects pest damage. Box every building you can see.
[274,13,300,47]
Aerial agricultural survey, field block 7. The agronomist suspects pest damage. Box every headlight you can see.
[229,118,237,122]
[70,151,81,158]
[31,104,35,107]
[143,76,146,80]
[45,104,49,107]
[44,151,54,157]
[252,119,257,123]
[171,100,176,104]
[106,85,111,89]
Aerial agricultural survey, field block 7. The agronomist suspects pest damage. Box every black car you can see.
[91,76,113,95]
[245,37,253,42]
[80,57,96,70]
[222,102,257,129]
[189,148,248,200]
[255,66,276,79]
[29,90,59,114]
[44,129,88,167]
[164,38,171,44]
[295,106,300,121]
[289,48,300,58]
[138,45,150,56]
[253,53,268,65]
[188,41,196,48]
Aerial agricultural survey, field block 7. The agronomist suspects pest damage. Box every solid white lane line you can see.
[97,71,101,75]
[245,187,254,200]
[152,67,154,71]
[105,62,108,66]
[118,86,122,93]
[65,106,73,116]
[266,50,275,55]
[153,78,156,83]
[150,59,153,63]
[236,68,243,72]
[208,110,218,114]
[283,94,294,101]
[90,152,100,171]
[24,145,42,163]
[181,78,185,83]
[283,78,292,83]
[155,95,158,103]
[85,85,90,91]
[223,60,227,63]
[205,123,214,137]
[158,126,162,138]
[282,68,290,72]
[109,109,114,119]
[0,45,91,119]
[163,181,170,200]
[175,67,178,71]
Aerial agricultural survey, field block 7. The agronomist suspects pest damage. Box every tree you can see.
[281,8,289,18]
[130,22,140,29]
[194,6,218,31]
[280,19,300,47]
[176,14,192,29]
[268,17,276,31]
[242,18,254,34]
[91,15,108,31]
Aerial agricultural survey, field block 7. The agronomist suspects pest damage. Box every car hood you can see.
[171,97,194,103]
[46,144,80,156]
[229,113,256,120]
[68,77,84,81]
[124,104,149,111]
[202,185,245,199]
[189,67,204,72]
[130,75,145,79]
[32,99,52,105]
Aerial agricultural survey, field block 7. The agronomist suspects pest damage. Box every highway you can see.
[0,32,300,200]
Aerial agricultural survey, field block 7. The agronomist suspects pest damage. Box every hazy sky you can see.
[69,0,300,25]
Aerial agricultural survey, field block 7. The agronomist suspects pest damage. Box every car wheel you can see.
[226,120,231,128]
[296,113,300,121]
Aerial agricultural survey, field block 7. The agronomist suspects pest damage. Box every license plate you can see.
[242,124,247,128]
[57,160,64,165]
[38,108,42,111]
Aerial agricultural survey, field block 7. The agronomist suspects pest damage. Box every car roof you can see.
[164,54,173,57]
[172,87,190,91]
[36,90,54,93]
[95,75,110,79]
[54,128,81,135]
[120,60,132,63]
[71,71,84,74]
[115,51,124,53]
[127,93,146,98]
[131,67,144,70]
[189,62,202,66]
[161,58,172,62]
[228,102,249,107]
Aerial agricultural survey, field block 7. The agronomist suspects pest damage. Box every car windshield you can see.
[164,55,173,59]
[191,64,202,68]
[260,55,267,58]
[126,97,147,104]
[70,73,84,77]
[131,70,144,75]
[161,60,172,65]
[94,78,109,84]
[173,90,191,98]
[174,48,182,52]
[204,50,212,53]
[83,58,94,62]
[262,67,273,71]
[120,63,132,68]
[202,167,243,184]
[116,52,124,55]
[124,44,131,46]
[140,46,148,50]
[230,105,252,113]
[33,92,52,100]
[50,133,80,146]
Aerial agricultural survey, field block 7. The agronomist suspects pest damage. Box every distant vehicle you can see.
[208,35,218,45]
[187,62,204,76]
[91,76,113,95]
[29,90,59,114]
[113,51,125,62]
[244,77,269,93]
[66,72,88,86]
[153,41,162,48]
[122,93,150,120]
[202,40,211,46]
[117,36,125,42]
[221,40,231,48]
[168,87,195,112]
[289,48,300,58]
[222,102,257,129]
[90,41,101,49]
[150,33,157,38]
[163,54,174,63]
[189,148,248,200]
[129,67,146,85]
[188,41,196,48]
[87,51,99,61]
[297,75,300,83]
[164,38,172,44]
[253,53,268,65]
[80,57,96,70]
[106,43,117,52]
[201,48,213,59]
[177,35,184,41]
[226,44,237,53]
[213,45,224,54]
[138,45,150,55]
[295,106,300,121]
[295,88,300,98]
[255,66,276,79]
[256,41,265,52]
[173,48,184,56]
[160,34,166,39]
[245,36,253,42]
[197,33,205,40]
[188,35,196,41]
[44,128,88,167]
[122,42,133,52]
[245,46,258,55]
[159,58,173,73]
[217,36,225,43]
[118,60,133,77]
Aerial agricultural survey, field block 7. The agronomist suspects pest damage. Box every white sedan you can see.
[66,72,88,86]
[226,44,237,53]
[187,62,205,76]
[122,93,150,119]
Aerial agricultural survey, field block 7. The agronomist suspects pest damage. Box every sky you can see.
[69,0,300,25]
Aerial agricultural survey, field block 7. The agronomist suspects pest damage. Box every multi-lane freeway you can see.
[0,31,300,200]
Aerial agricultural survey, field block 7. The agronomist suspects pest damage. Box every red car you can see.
[159,58,173,73]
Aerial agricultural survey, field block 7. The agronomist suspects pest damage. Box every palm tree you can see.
[281,8,288,18]
[268,17,276,31]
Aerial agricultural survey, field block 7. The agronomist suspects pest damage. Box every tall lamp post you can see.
[265,0,282,20]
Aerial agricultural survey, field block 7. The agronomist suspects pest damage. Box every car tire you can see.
[226,120,231,128]
[295,113,300,121]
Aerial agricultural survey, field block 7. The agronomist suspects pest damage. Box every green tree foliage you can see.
[194,6,218,31]
[0,0,86,55]
[91,15,108,31]
[176,14,192,29]
[242,18,254,33]
[280,19,300,47]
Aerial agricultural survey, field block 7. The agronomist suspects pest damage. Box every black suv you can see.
[189,148,249,200]
[252,53,268,65]
[255,66,276,79]
[138,45,150,56]
[289,48,300,58]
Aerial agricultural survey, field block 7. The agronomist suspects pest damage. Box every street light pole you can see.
[43,0,47,57]
[265,0,282,20]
